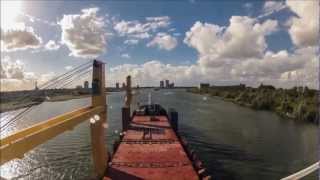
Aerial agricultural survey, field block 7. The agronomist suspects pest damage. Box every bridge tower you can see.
[91,60,108,178]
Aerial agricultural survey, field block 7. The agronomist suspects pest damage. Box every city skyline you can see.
[0,0,319,91]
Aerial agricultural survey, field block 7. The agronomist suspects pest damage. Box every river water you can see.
[0,89,318,180]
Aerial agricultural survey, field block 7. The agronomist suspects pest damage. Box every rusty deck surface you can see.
[104,115,199,180]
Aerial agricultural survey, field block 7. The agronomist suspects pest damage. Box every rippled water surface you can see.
[0,89,318,179]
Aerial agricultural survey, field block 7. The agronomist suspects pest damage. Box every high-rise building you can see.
[165,80,169,88]
[84,81,89,89]
[34,81,39,91]
[76,85,82,89]
[199,83,210,92]
[160,81,164,88]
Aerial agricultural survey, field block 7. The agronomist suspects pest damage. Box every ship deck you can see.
[104,115,199,179]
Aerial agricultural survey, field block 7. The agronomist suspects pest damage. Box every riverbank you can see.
[0,94,90,113]
[187,85,318,124]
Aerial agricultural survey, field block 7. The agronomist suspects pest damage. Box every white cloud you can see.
[258,1,287,19]
[124,39,139,45]
[286,0,319,47]
[184,22,224,55]
[113,16,171,40]
[23,13,57,26]
[108,61,200,87]
[231,49,307,80]
[1,79,31,91]
[114,20,148,37]
[64,66,73,70]
[278,47,318,88]
[145,16,170,22]
[145,16,171,30]
[130,32,151,39]
[182,16,317,88]
[243,2,253,10]
[1,72,56,91]
[1,23,42,52]
[108,45,318,89]
[107,14,317,89]
[184,17,278,67]
[1,56,26,79]
[0,56,59,91]
[147,33,178,50]
[0,56,33,91]
[45,40,60,51]
[121,53,131,59]
[59,7,107,58]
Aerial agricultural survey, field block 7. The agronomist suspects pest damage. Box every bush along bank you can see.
[188,84,318,124]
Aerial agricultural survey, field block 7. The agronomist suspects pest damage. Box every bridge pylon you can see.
[91,60,108,178]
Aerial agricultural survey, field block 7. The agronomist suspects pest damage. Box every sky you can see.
[0,0,319,91]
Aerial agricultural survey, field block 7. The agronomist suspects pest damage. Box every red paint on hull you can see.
[105,115,199,179]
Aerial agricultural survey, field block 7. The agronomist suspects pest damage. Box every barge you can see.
[104,104,210,179]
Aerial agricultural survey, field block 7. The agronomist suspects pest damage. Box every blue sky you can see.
[1,0,318,90]
[15,1,292,67]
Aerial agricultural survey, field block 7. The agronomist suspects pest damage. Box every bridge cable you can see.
[1,64,93,130]
[1,61,94,131]
[12,62,92,105]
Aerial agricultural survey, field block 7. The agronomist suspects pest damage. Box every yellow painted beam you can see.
[0,106,105,165]
[1,107,91,146]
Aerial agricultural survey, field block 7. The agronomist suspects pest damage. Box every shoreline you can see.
[219,96,297,120]
[0,91,126,113]
[0,94,91,113]
[187,86,318,124]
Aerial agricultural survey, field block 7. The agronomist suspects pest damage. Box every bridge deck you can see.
[104,115,199,179]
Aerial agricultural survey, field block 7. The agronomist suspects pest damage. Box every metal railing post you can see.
[122,107,130,131]
[122,76,132,132]
[125,75,132,108]
[168,108,178,133]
